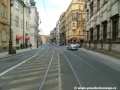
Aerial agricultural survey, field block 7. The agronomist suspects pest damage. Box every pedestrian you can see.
[20,43,23,49]
[30,43,32,49]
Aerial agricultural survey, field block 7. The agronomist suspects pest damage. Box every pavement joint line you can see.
[0,53,39,76]
[63,53,83,89]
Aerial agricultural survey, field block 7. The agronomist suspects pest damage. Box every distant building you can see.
[85,0,120,53]
[56,20,60,44]
[41,35,50,44]
[30,0,39,47]
[65,0,86,45]
[59,12,66,45]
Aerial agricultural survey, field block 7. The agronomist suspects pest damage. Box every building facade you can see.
[11,0,30,49]
[85,0,120,53]
[65,0,86,45]
[30,0,39,47]
[56,20,60,44]
[59,12,66,45]
[0,0,10,52]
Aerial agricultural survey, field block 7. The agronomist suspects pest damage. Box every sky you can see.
[36,0,72,35]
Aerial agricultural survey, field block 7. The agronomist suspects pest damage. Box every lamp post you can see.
[9,0,13,54]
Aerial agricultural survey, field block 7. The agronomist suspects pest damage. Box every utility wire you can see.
[41,0,50,22]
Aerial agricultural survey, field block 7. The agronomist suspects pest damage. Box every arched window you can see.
[1,29,7,41]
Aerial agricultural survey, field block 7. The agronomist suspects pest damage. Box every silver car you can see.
[67,44,78,51]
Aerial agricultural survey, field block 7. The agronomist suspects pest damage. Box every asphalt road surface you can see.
[0,43,120,90]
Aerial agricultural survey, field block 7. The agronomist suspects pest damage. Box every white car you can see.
[67,44,78,51]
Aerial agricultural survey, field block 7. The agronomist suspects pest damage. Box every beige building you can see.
[85,0,120,54]
[0,0,10,52]
[59,12,66,45]
[11,0,30,49]
[65,0,86,45]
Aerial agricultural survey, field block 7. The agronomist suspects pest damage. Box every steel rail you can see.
[0,46,49,90]
[38,47,54,90]
[63,53,83,90]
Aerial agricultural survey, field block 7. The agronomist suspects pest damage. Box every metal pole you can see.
[9,0,13,54]
[37,29,38,48]
[23,0,25,49]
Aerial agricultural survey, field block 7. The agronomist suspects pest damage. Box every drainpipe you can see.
[23,0,25,49]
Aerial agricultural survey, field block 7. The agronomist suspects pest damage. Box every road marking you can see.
[58,53,62,90]
[63,53,83,89]
[0,53,39,76]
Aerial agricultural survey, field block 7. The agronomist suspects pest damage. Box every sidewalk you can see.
[0,47,37,59]
[79,48,120,68]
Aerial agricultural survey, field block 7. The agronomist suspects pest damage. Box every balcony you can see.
[71,26,77,31]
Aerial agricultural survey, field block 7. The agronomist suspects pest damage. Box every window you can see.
[15,1,20,11]
[1,4,7,18]
[96,25,100,40]
[111,14,119,41]
[102,21,107,42]
[73,23,75,26]
[15,16,19,27]
[90,28,93,42]
[90,1,94,17]
[97,0,100,10]
[1,29,7,41]
[87,31,89,41]
[87,9,89,20]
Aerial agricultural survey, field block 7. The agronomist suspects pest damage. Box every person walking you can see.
[30,43,32,49]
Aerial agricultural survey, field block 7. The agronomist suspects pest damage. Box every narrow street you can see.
[0,44,120,90]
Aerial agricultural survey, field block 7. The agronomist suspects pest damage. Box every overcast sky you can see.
[36,0,72,35]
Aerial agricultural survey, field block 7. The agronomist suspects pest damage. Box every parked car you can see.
[67,44,78,51]
[75,43,81,48]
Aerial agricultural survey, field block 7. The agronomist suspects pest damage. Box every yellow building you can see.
[0,0,10,52]
[65,0,86,45]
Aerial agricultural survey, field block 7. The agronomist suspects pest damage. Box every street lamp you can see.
[9,0,13,54]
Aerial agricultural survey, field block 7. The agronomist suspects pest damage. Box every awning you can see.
[68,38,72,41]
[25,36,29,40]
[79,38,84,40]
[16,35,21,40]
[72,37,77,41]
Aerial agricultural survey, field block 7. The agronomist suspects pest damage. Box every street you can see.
[0,43,120,90]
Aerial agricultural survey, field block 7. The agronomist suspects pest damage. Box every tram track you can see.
[0,46,58,90]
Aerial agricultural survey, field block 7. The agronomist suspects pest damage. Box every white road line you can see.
[58,53,62,90]
[0,53,39,76]
[63,53,83,89]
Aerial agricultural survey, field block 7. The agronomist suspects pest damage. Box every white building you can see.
[11,0,30,49]
[30,0,39,47]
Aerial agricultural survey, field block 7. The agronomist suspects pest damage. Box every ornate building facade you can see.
[85,0,120,54]
[65,0,86,45]
[0,0,10,52]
